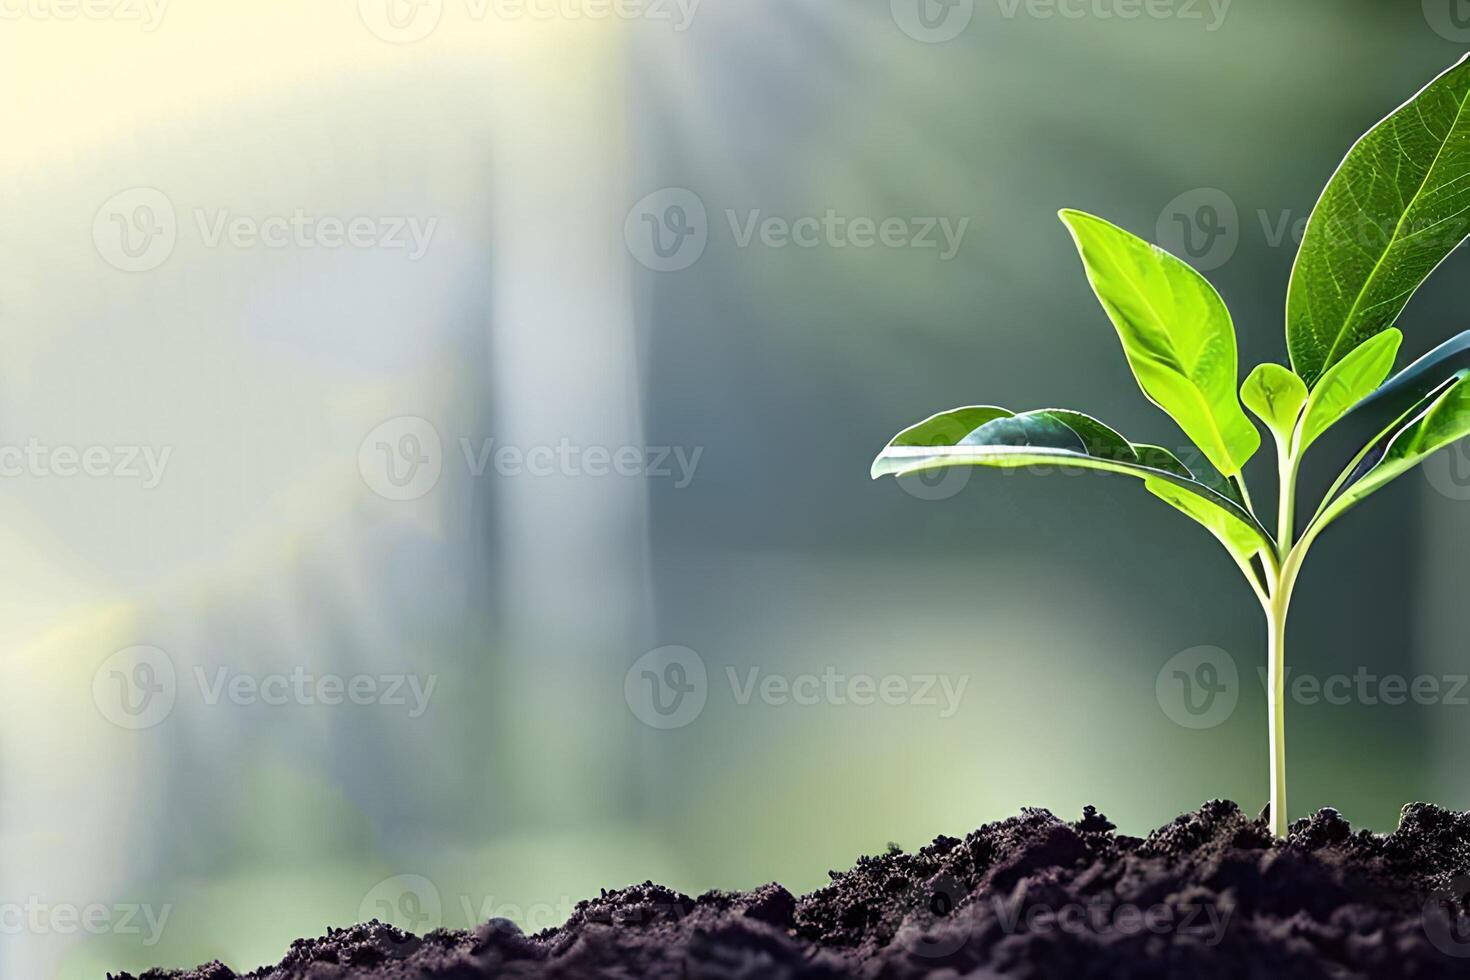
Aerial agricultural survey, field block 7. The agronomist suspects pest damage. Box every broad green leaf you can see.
[1168,445,1246,508]
[1335,330,1470,442]
[1132,443,1192,478]
[1127,447,1255,559]
[1146,477,1262,565]
[889,406,1015,447]
[1297,330,1401,453]
[1059,209,1260,477]
[872,407,1273,555]
[1038,409,1138,462]
[1241,363,1308,445]
[1286,55,1470,387]
[1301,330,1470,514]
[962,411,1089,453]
[1315,375,1470,530]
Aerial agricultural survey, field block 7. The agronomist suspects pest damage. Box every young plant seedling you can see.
[873,56,1470,838]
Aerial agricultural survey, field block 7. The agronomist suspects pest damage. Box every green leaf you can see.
[1286,55,1470,388]
[1128,448,1258,562]
[889,406,1015,447]
[1301,330,1470,518]
[1335,330,1470,443]
[1145,477,1263,565]
[1241,363,1308,445]
[1131,443,1192,478]
[1315,375,1470,530]
[1059,209,1260,477]
[872,406,1273,556]
[1297,330,1401,453]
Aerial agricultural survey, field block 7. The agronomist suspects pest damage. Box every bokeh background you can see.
[4,1,1470,975]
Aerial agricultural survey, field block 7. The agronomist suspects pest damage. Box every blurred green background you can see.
[3,1,1470,976]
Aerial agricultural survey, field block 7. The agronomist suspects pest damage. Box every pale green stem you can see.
[1264,572,1291,837]
[1258,434,1310,838]
[1276,442,1299,550]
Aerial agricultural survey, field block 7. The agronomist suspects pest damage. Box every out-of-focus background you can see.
[3,1,1470,975]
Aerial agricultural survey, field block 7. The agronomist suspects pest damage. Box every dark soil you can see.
[114,801,1470,979]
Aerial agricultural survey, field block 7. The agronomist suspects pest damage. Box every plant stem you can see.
[1262,440,1306,838]
[1277,446,1299,549]
[1264,575,1290,838]
[1262,509,1318,838]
